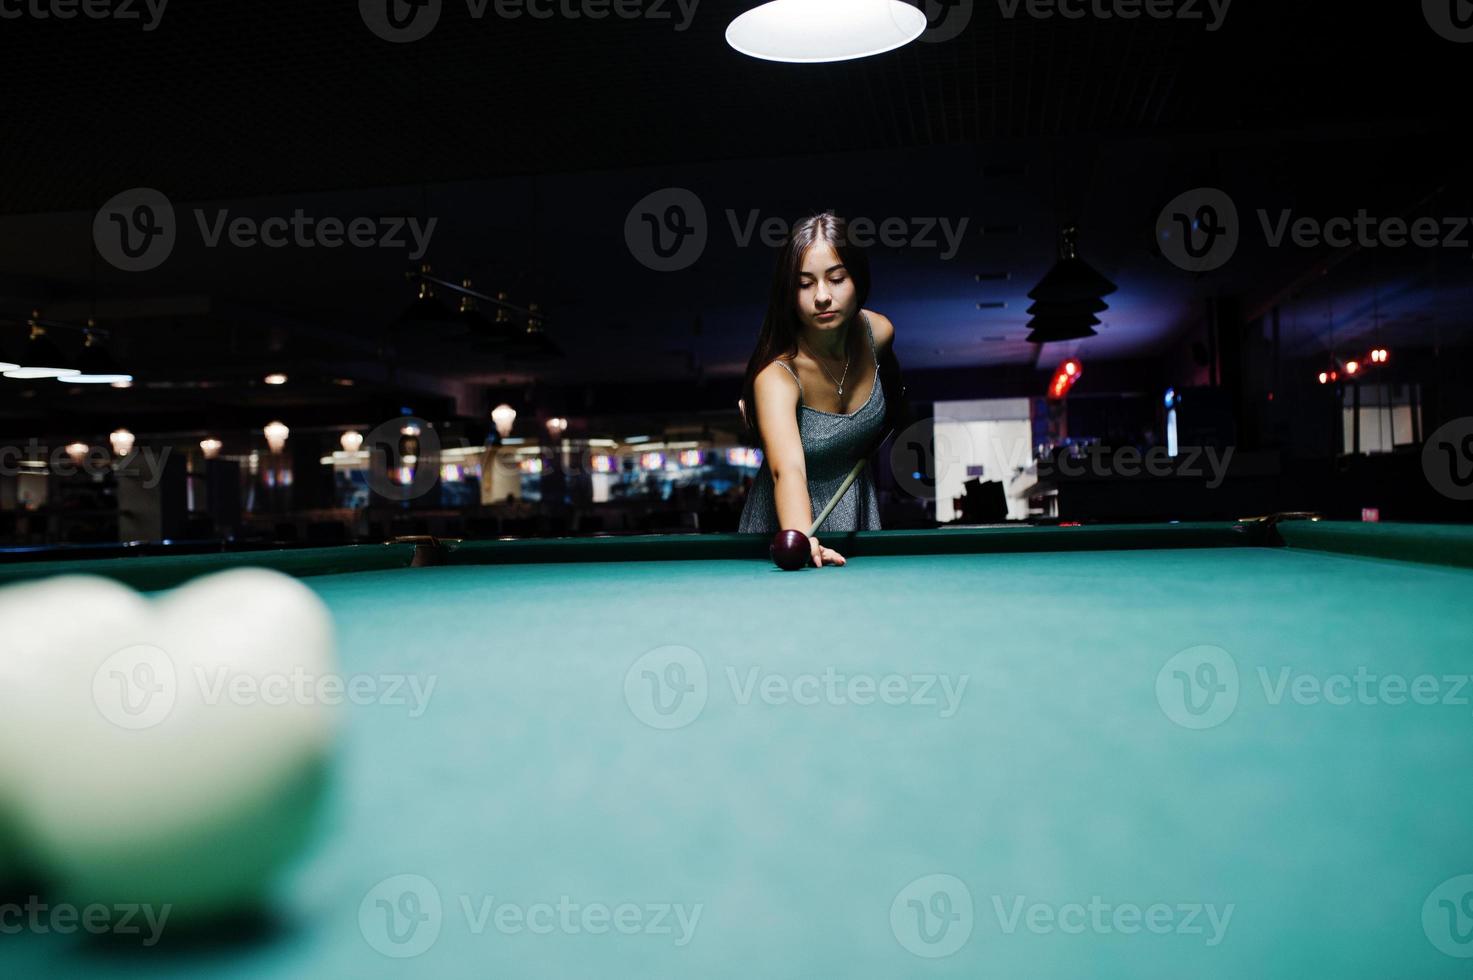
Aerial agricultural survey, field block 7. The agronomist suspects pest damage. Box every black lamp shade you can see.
[1026,297,1109,317]
[456,307,518,351]
[1025,314,1100,344]
[71,340,133,384]
[504,328,565,361]
[397,290,453,333]
[1027,257,1118,304]
[6,329,77,379]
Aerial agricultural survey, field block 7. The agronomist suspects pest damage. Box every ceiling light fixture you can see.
[725,0,927,63]
[1025,228,1117,344]
[68,325,134,385]
[491,403,517,439]
[4,317,79,380]
[264,421,290,453]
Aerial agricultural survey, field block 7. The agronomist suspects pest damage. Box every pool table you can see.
[3,519,1473,978]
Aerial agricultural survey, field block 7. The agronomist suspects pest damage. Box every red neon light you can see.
[1048,359,1082,400]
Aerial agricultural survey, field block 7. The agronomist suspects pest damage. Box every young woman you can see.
[737,212,903,567]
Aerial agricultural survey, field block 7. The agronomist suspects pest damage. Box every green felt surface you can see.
[4,528,1473,977]
[0,544,418,591]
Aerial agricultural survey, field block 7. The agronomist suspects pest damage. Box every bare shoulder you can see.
[754,359,801,401]
[863,309,895,350]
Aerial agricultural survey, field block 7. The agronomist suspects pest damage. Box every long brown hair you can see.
[740,212,872,437]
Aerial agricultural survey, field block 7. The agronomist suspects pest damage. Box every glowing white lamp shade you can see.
[545,417,568,438]
[65,442,90,466]
[200,438,223,459]
[264,421,290,453]
[491,403,517,438]
[109,429,136,456]
[725,0,927,63]
[340,430,364,453]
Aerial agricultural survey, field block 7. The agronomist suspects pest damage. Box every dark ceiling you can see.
[0,1,1459,210]
[0,0,1467,434]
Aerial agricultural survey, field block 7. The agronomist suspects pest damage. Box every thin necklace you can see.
[802,335,852,397]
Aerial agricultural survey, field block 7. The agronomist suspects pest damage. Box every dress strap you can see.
[862,310,879,371]
[775,358,804,404]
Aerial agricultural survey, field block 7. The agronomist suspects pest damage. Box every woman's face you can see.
[795,241,858,334]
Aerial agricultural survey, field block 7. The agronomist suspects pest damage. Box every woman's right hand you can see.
[809,535,847,567]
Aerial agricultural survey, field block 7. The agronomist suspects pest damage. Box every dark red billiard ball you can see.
[770,529,810,570]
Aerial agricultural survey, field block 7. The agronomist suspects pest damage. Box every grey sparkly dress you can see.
[738,312,885,534]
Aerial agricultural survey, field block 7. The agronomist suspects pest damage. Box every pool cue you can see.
[806,422,898,538]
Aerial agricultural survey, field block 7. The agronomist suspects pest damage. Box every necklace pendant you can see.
[837,386,843,397]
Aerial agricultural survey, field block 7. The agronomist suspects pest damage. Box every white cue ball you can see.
[10,568,339,921]
[0,576,152,888]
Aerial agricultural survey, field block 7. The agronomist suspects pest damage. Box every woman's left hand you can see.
[809,536,847,568]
